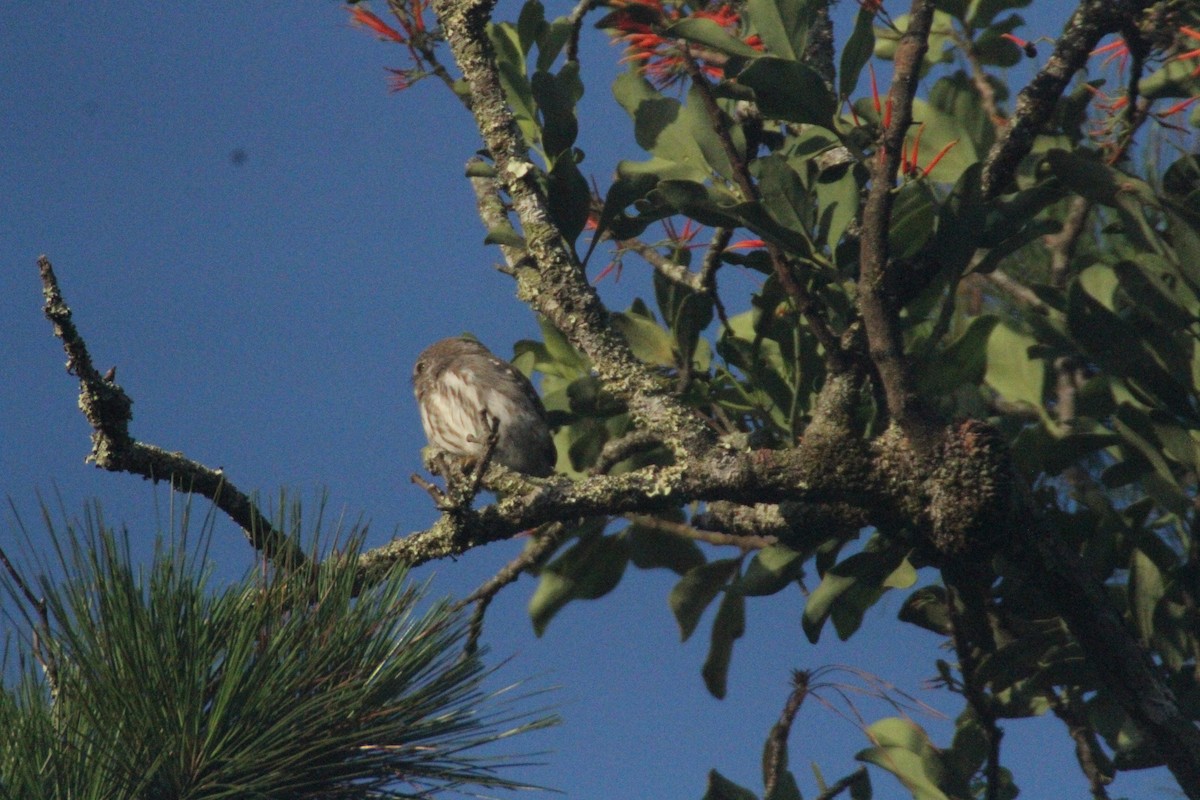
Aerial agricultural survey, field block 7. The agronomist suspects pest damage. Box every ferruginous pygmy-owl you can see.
[412,337,556,476]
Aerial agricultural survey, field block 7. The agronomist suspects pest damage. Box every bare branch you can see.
[856,0,938,438]
[762,670,809,797]
[37,256,304,566]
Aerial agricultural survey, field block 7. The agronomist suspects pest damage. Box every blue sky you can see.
[0,2,1178,798]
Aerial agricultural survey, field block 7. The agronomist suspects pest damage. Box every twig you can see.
[945,580,1002,800]
[1051,688,1114,798]
[37,257,305,565]
[1044,196,1090,288]
[454,521,572,654]
[591,430,663,475]
[949,26,1006,129]
[681,51,843,362]
[626,513,775,550]
[565,0,603,64]
[699,226,733,331]
[0,543,58,697]
[763,670,810,797]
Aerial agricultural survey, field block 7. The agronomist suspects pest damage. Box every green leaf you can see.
[802,546,903,643]
[898,585,952,635]
[612,310,677,366]
[703,770,760,800]
[745,0,797,59]
[532,66,580,159]
[666,16,766,58]
[1128,547,1165,645]
[839,7,877,100]
[546,150,591,246]
[702,589,746,698]
[856,719,950,800]
[484,224,526,247]
[670,559,741,641]
[613,71,710,180]
[529,531,630,636]
[738,545,805,596]
[737,57,837,126]
[765,770,804,800]
[888,180,936,260]
[516,0,546,57]
[915,314,999,395]
[625,520,706,574]
[984,321,1045,413]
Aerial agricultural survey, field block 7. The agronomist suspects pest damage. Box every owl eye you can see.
[414,360,426,375]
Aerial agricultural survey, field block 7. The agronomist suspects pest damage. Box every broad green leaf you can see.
[814,159,861,250]
[516,0,546,57]
[613,72,710,180]
[915,314,999,395]
[625,519,706,574]
[737,57,837,126]
[670,558,741,641]
[1128,547,1165,645]
[1078,263,1119,310]
[859,714,950,796]
[738,544,805,596]
[765,769,803,800]
[612,310,677,366]
[547,152,591,246]
[984,321,1045,413]
[666,16,765,59]
[888,180,936,260]
[898,585,952,635]
[702,589,746,698]
[532,66,580,159]
[530,531,630,636]
[839,6,877,100]
[745,0,797,59]
[802,546,903,643]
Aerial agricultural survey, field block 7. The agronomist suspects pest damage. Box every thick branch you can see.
[431,0,714,459]
[856,0,937,437]
[1011,486,1200,797]
[980,0,1157,198]
[38,257,304,566]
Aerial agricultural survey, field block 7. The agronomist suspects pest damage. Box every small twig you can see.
[945,580,1002,800]
[950,26,1006,129]
[454,521,572,654]
[626,512,775,550]
[763,670,810,797]
[467,157,530,273]
[565,0,603,63]
[467,411,502,498]
[37,257,304,566]
[0,543,58,697]
[1051,688,1114,798]
[699,227,733,332]
[982,270,1051,314]
[1045,196,1090,288]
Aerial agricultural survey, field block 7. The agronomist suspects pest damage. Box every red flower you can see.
[605,0,762,88]
[1175,26,1200,78]
[348,6,406,43]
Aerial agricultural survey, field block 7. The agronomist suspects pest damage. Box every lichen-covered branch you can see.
[430,0,715,459]
[38,256,304,566]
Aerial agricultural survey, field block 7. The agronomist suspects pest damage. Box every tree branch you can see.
[431,0,715,459]
[37,256,305,566]
[856,0,937,438]
[980,0,1157,198]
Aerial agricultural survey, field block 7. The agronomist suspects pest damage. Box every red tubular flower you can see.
[349,6,406,43]
[1175,26,1200,77]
